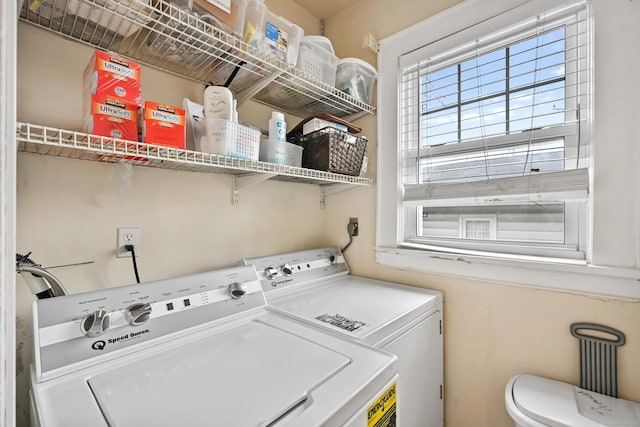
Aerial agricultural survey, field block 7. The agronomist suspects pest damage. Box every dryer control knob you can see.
[280,264,293,276]
[125,303,152,326]
[81,310,110,337]
[228,282,247,299]
[264,266,279,280]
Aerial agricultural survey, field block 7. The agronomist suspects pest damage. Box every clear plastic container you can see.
[243,1,303,66]
[264,11,303,65]
[296,36,338,87]
[63,0,153,37]
[243,0,267,48]
[259,138,303,167]
[193,0,248,36]
[335,58,378,104]
[167,0,248,36]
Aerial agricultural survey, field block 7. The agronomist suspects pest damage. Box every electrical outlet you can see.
[349,217,359,236]
[117,227,140,258]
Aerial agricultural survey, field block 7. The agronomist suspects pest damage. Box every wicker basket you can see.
[293,127,367,176]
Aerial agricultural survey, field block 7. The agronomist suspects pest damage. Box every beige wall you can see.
[14,8,324,423]
[266,0,321,34]
[14,2,640,427]
[323,1,640,427]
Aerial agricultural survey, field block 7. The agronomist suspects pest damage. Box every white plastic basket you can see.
[193,117,260,160]
[296,36,338,86]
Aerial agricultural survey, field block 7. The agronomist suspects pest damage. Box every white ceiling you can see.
[293,0,359,20]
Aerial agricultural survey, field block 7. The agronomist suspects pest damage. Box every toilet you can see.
[505,374,640,426]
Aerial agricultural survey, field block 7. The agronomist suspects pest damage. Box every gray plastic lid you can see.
[512,375,640,426]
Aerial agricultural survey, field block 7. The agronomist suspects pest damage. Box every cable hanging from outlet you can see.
[341,219,359,253]
[125,244,141,284]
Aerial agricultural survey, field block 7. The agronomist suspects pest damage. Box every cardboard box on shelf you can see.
[83,50,142,107]
[83,95,139,141]
[140,101,186,149]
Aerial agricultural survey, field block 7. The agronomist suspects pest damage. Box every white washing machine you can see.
[244,247,443,427]
[29,265,399,427]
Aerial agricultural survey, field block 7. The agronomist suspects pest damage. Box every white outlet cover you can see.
[117,227,140,258]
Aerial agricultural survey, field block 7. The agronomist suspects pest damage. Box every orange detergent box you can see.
[83,50,141,107]
[83,95,139,141]
[140,101,186,149]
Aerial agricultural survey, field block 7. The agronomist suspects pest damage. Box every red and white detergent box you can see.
[140,101,186,149]
[83,95,139,141]
[83,50,141,107]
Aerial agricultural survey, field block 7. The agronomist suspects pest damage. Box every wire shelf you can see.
[16,122,374,187]
[19,0,376,118]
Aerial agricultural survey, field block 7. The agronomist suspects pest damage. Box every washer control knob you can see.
[264,266,279,280]
[81,310,110,337]
[228,282,247,299]
[125,303,152,326]
[280,264,293,276]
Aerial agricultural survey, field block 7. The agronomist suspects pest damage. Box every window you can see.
[376,0,640,298]
[398,1,590,260]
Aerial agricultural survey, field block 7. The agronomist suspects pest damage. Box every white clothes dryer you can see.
[29,265,398,427]
[244,247,443,427]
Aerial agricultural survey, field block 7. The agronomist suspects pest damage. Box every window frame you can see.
[376,0,640,299]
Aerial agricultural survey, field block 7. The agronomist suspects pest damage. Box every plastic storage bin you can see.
[116,0,225,68]
[293,127,367,176]
[335,58,377,104]
[165,0,247,36]
[296,36,338,86]
[259,139,303,167]
[62,0,153,37]
[189,0,247,36]
[193,117,260,160]
[243,0,267,45]
[243,1,303,66]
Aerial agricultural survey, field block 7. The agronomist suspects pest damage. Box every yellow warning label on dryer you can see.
[367,382,397,427]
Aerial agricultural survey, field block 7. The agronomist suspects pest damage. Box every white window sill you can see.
[375,246,640,301]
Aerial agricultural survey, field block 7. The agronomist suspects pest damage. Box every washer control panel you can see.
[34,265,265,379]
[244,247,349,293]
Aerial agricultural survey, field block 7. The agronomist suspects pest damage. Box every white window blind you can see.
[398,1,590,259]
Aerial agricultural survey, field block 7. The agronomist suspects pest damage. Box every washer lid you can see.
[512,375,640,427]
[87,321,351,426]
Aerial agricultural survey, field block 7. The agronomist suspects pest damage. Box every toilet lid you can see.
[512,375,640,426]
